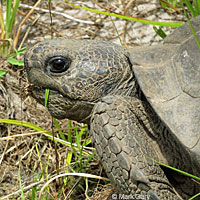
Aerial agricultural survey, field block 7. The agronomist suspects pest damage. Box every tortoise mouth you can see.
[29,84,94,123]
[29,84,70,102]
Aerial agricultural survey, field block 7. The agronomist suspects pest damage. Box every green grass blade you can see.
[65,1,183,27]
[66,152,72,166]
[6,0,12,33]
[83,150,96,167]
[67,120,78,157]
[31,186,37,200]
[35,143,45,181]
[146,155,200,182]
[8,47,27,57]
[75,126,81,150]
[0,119,93,156]
[0,119,47,132]
[83,138,91,146]
[53,117,66,140]
[184,0,197,17]
[18,168,25,200]
[182,5,200,51]
[0,4,5,34]
[0,118,53,141]
[173,0,178,7]
[189,193,200,200]
[45,89,50,108]
[67,120,72,143]
[193,0,200,15]
[7,0,20,34]
[82,126,91,146]
[198,0,200,15]
[77,126,86,146]
[65,152,73,173]
[187,18,200,50]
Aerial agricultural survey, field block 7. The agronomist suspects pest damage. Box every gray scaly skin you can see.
[24,22,200,199]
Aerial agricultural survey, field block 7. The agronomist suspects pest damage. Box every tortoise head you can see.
[24,38,135,123]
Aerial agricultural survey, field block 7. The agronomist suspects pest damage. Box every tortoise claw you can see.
[148,190,160,200]
[130,166,150,185]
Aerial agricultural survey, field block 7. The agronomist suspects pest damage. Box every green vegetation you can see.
[0,0,21,57]
[0,69,7,78]
[161,0,200,17]
[65,0,183,27]
[0,119,100,199]
[0,0,25,79]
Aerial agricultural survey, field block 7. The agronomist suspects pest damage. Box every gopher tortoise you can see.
[24,17,200,199]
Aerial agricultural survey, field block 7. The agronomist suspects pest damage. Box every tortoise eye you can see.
[48,57,71,73]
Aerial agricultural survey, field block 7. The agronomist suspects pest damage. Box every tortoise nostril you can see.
[62,85,69,94]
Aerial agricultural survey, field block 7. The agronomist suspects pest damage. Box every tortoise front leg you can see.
[90,95,179,200]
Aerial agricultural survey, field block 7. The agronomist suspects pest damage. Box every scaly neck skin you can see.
[107,64,141,98]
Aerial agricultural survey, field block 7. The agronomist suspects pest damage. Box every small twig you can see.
[0,127,88,140]
[0,127,10,166]
[39,173,109,199]
[85,178,91,200]
[51,117,61,186]
[18,9,66,38]
[48,0,53,39]
[191,178,200,185]
[189,135,200,150]
[14,0,42,48]
[110,16,122,45]
[18,15,39,49]
[19,3,100,26]
[65,177,82,199]
[160,0,181,13]
[0,178,44,200]
[122,21,128,48]
[124,0,135,15]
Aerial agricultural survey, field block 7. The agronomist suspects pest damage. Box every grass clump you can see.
[0,119,104,199]
[0,0,20,57]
